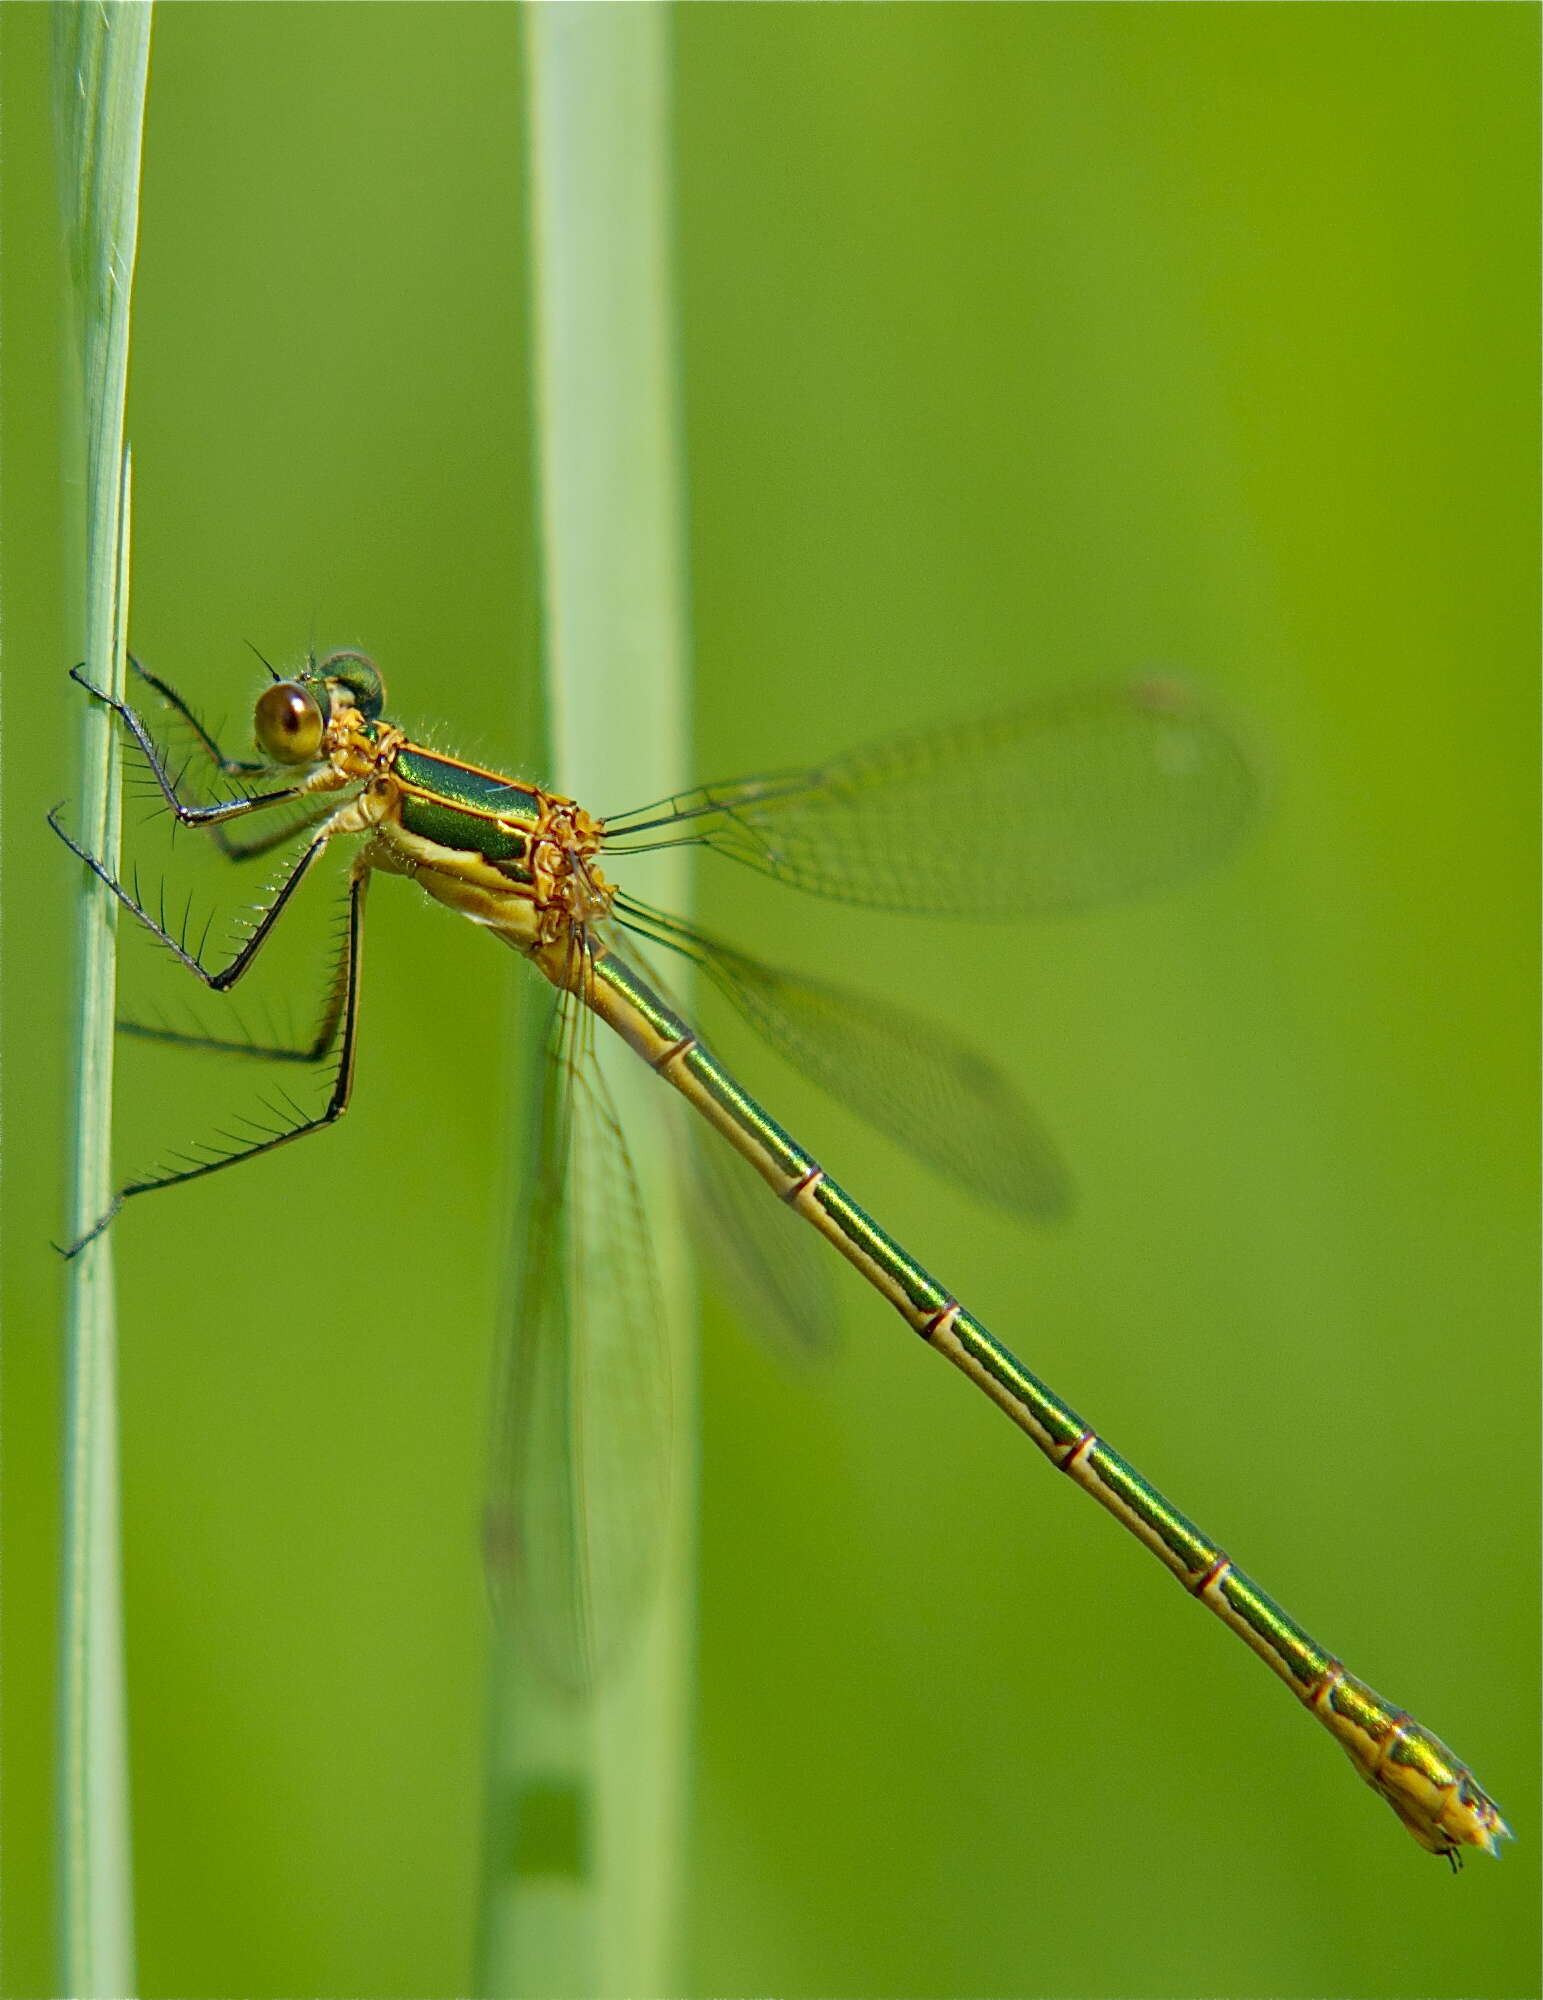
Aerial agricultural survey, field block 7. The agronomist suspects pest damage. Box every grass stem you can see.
[53,6,152,1993]
[477,8,694,1995]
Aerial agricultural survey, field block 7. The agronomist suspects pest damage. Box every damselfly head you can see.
[254,651,387,765]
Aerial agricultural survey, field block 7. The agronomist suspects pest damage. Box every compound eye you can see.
[254,681,325,764]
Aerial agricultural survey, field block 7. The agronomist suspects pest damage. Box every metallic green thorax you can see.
[394,745,542,872]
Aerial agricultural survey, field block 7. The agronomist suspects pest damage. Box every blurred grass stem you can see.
[476,8,694,1997]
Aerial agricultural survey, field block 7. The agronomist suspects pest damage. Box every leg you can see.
[70,662,306,828]
[118,889,356,1063]
[128,654,268,776]
[49,808,332,992]
[62,865,370,1256]
[122,657,335,861]
[209,801,341,863]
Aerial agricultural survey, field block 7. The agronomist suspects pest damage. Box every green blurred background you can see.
[2,4,1536,1995]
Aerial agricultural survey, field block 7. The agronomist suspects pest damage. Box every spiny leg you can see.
[62,864,370,1256]
[207,801,341,863]
[70,663,305,828]
[127,655,268,777]
[49,806,333,993]
[117,887,357,1065]
[54,663,358,1248]
[121,657,337,860]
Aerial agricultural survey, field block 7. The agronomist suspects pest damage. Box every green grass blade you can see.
[477,8,694,1995]
[52,6,152,1994]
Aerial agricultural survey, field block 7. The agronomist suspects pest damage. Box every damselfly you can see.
[52,650,1508,1864]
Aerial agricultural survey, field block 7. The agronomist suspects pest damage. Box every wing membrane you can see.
[605,681,1253,918]
[617,904,1070,1224]
[486,965,671,1695]
[681,1103,838,1355]
[597,927,839,1357]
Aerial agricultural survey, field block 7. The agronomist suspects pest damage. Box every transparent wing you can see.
[485,955,671,1695]
[616,902,1071,1224]
[680,1101,838,1356]
[603,680,1254,918]
[596,927,838,1357]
